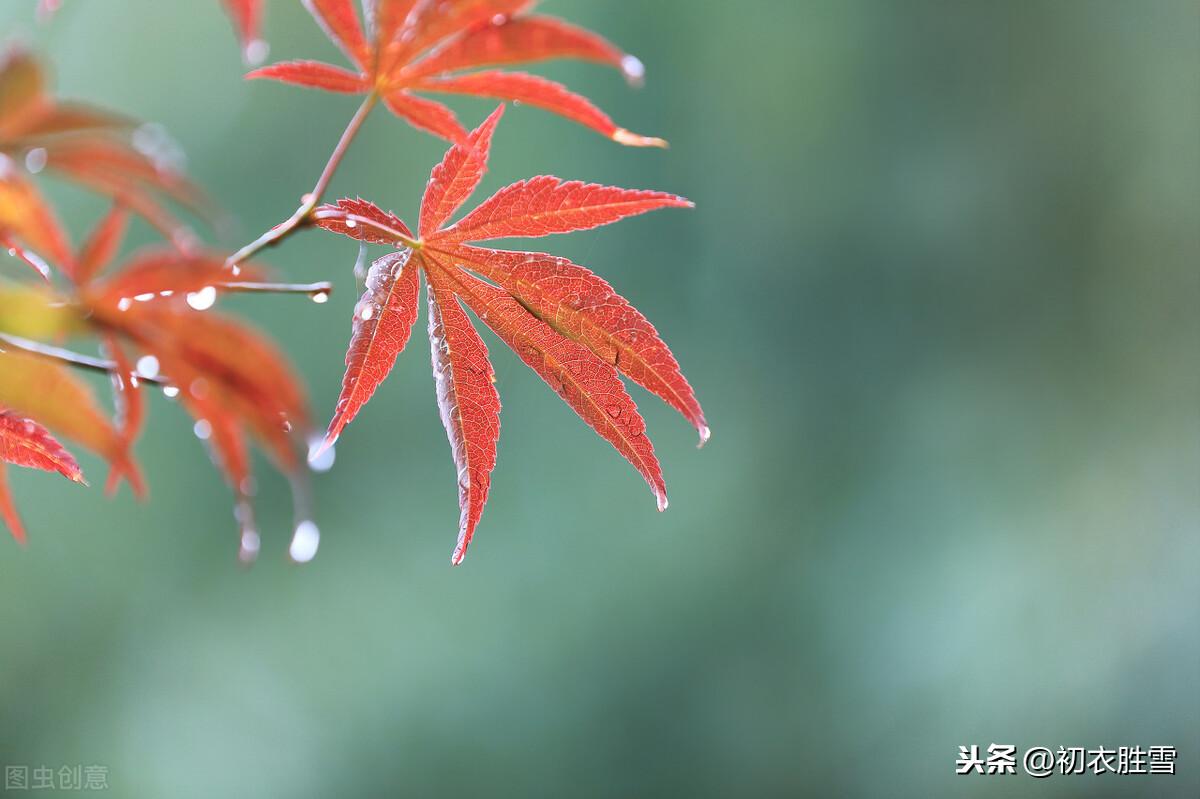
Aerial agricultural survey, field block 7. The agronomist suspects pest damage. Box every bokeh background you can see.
[0,1,1196,796]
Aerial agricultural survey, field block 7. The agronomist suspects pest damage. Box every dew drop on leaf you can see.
[186,285,217,311]
[135,355,160,379]
[24,147,47,174]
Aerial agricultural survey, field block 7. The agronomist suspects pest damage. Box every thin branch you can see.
[226,93,379,268]
[219,280,333,300]
[0,332,167,386]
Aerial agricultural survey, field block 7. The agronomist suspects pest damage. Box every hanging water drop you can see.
[307,435,336,473]
[186,285,217,311]
[289,520,320,563]
[621,54,646,87]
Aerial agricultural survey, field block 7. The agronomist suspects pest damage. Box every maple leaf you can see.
[0,408,85,543]
[0,47,213,265]
[0,349,143,500]
[247,0,663,146]
[313,105,702,564]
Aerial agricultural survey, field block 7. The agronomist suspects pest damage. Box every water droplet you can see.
[307,435,336,473]
[345,218,357,229]
[135,355,160,379]
[186,285,217,311]
[193,419,213,440]
[162,385,180,398]
[289,520,320,563]
[311,290,329,304]
[238,529,261,564]
[359,304,374,321]
[134,292,155,302]
[244,38,270,66]
[621,54,646,87]
[24,147,47,174]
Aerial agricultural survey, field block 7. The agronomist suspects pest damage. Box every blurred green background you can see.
[1,1,1197,796]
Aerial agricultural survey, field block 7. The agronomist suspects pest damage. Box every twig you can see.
[0,332,167,386]
[219,280,333,299]
[226,93,379,268]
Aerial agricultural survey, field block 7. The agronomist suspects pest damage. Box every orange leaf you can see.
[434,176,690,243]
[425,262,500,565]
[430,253,666,510]
[417,70,664,147]
[440,243,708,443]
[324,250,421,447]
[0,409,85,483]
[0,350,143,497]
[0,166,72,270]
[246,60,367,93]
[251,0,661,145]
[408,15,631,80]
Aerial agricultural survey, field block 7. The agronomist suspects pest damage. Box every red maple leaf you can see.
[312,105,703,564]
[0,409,86,543]
[247,0,662,146]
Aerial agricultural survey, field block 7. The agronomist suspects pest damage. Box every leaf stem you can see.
[0,332,167,386]
[226,92,379,268]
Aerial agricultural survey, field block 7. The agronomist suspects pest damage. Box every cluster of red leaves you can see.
[5,2,703,566]
[0,48,311,558]
[249,0,661,146]
[0,48,212,270]
[312,106,704,564]
[0,207,313,558]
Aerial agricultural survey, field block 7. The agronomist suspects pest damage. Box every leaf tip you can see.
[310,432,337,464]
[612,128,668,148]
[697,424,711,449]
[6,520,27,547]
[656,490,669,512]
